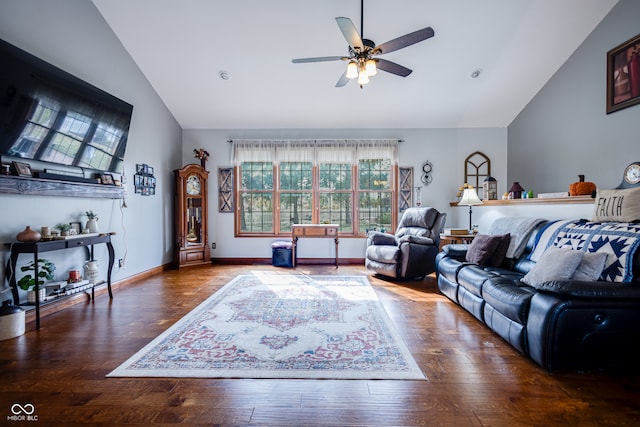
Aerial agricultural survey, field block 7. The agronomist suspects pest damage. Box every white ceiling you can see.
[92,0,617,130]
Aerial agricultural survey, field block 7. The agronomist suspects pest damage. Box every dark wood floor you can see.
[1,264,639,426]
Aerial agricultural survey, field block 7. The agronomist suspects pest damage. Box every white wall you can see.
[0,0,182,302]
[182,128,507,259]
[507,0,640,193]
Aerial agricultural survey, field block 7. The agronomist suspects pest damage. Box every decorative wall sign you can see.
[399,167,413,212]
[218,167,233,212]
[606,32,640,114]
[134,164,156,196]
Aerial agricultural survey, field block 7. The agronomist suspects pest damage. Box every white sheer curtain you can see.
[232,139,398,166]
[232,140,277,164]
[276,140,316,163]
[316,140,354,164]
[355,139,398,164]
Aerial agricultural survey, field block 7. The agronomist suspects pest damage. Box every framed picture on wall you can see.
[12,161,32,177]
[606,32,640,114]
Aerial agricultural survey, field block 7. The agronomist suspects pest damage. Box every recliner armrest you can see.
[398,235,434,246]
[367,231,397,246]
[529,280,640,299]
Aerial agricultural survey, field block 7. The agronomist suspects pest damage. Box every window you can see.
[9,93,127,173]
[233,140,398,237]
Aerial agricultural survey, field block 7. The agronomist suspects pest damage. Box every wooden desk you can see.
[291,224,339,267]
[439,233,475,250]
[5,233,115,329]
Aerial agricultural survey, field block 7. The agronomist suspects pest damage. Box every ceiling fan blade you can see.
[335,71,350,87]
[292,56,345,63]
[376,59,412,77]
[375,27,434,55]
[335,17,364,51]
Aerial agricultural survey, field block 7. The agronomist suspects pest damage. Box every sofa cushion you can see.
[571,251,608,281]
[457,265,493,297]
[592,187,640,222]
[365,245,399,264]
[465,233,501,264]
[521,246,584,288]
[487,233,511,267]
[482,278,536,324]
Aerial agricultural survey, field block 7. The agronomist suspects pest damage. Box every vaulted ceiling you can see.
[92,0,618,129]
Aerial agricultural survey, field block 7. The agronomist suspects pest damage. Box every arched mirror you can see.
[464,151,491,197]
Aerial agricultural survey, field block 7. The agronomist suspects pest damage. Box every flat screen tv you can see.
[0,38,133,175]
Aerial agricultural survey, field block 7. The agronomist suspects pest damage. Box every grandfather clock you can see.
[174,164,210,267]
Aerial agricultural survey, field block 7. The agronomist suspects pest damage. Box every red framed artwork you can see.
[606,33,640,114]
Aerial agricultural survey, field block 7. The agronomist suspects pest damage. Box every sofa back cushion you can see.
[521,247,584,288]
[465,233,501,264]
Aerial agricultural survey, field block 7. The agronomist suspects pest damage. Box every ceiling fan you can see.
[291,0,435,88]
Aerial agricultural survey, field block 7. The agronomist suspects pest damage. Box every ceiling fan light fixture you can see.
[365,59,377,76]
[357,69,370,85]
[346,61,358,79]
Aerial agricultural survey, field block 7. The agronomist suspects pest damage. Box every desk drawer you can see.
[66,238,90,247]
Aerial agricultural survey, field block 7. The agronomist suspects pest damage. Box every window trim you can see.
[233,140,398,238]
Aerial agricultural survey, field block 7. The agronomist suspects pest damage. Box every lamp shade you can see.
[458,188,482,206]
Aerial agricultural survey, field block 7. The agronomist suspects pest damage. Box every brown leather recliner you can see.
[365,207,446,279]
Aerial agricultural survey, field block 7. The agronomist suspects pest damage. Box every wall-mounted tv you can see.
[0,38,133,175]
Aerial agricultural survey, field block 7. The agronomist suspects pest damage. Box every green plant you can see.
[55,222,71,232]
[85,210,98,221]
[17,259,56,291]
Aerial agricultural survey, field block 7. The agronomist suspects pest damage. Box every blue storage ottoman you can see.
[272,241,293,267]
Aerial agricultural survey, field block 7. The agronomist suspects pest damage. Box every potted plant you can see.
[55,222,71,236]
[18,259,56,303]
[84,210,99,233]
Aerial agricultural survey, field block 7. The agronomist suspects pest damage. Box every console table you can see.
[5,233,115,329]
[291,224,339,267]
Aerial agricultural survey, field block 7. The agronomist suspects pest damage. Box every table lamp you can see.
[458,186,483,232]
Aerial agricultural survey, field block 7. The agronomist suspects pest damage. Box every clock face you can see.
[186,175,201,195]
[624,163,640,185]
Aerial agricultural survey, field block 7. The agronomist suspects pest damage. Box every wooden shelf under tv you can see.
[0,174,124,199]
[449,195,594,207]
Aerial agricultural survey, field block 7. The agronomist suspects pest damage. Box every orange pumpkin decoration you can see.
[569,175,596,196]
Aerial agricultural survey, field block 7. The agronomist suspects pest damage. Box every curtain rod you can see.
[227,139,404,143]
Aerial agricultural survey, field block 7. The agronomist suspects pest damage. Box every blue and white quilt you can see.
[529,220,640,282]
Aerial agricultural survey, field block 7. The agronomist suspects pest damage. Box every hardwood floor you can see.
[1,264,638,426]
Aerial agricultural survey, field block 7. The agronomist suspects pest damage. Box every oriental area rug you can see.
[107,272,425,380]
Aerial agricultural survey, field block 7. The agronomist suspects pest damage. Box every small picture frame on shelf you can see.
[69,222,82,235]
[12,161,32,177]
[100,173,115,185]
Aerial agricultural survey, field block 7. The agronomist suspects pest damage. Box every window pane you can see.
[280,162,312,190]
[9,123,48,158]
[359,159,391,190]
[280,192,312,232]
[359,191,392,232]
[240,193,273,232]
[319,163,351,190]
[241,162,273,190]
[320,193,353,232]
[41,133,81,165]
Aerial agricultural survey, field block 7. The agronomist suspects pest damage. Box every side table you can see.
[439,233,475,251]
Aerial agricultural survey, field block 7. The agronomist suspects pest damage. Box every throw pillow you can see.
[571,251,608,281]
[465,233,501,265]
[592,187,640,222]
[487,233,511,267]
[521,246,584,288]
